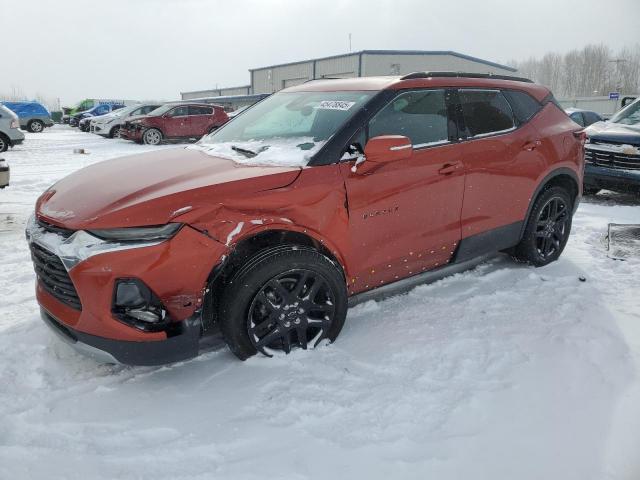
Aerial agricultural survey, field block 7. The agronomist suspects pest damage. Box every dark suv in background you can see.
[583,97,640,194]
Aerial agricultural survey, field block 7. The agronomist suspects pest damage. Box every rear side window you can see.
[189,106,213,115]
[502,90,541,124]
[369,89,448,147]
[458,89,514,138]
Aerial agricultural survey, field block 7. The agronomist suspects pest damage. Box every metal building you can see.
[250,50,517,94]
[180,85,251,100]
[181,50,517,101]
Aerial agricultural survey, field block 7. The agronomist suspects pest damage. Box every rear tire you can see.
[219,246,347,360]
[28,120,44,133]
[511,186,573,267]
[110,126,121,139]
[143,128,162,145]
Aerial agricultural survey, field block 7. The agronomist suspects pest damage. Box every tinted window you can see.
[503,90,541,124]
[570,112,585,127]
[369,89,448,146]
[189,106,213,115]
[168,106,189,117]
[458,90,515,137]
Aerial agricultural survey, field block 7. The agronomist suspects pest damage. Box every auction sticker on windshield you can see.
[317,100,356,111]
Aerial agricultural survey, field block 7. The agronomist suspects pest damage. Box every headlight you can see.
[87,223,182,242]
[26,216,183,271]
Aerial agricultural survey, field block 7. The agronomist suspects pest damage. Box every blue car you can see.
[1,101,54,133]
[70,103,125,129]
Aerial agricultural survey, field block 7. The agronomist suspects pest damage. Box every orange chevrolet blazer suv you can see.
[27,72,585,365]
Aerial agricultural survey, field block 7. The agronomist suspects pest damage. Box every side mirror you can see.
[354,135,412,173]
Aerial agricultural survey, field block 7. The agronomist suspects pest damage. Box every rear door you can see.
[163,105,190,137]
[456,89,546,245]
[340,89,465,291]
[188,105,214,136]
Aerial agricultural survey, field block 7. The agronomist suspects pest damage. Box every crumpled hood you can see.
[36,147,301,230]
[585,121,640,145]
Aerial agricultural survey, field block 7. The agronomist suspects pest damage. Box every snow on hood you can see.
[190,137,326,168]
[36,147,301,230]
[585,121,640,145]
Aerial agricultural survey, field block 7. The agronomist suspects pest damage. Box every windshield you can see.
[195,90,375,167]
[610,99,640,126]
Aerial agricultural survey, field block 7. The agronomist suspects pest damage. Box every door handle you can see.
[523,140,542,151]
[438,161,462,175]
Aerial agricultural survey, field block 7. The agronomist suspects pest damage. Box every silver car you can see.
[0,104,25,152]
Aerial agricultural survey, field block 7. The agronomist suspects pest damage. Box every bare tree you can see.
[512,43,640,97]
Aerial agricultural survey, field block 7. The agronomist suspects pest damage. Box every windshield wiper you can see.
[231,145,257,158]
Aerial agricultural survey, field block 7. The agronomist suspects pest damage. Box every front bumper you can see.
[9,129,25,145]
[41,307,202,365]
[29,221,229,364]
[584,163,640,192]
[121,124,145,141]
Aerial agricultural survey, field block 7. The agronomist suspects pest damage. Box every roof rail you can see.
[400,71,533,83]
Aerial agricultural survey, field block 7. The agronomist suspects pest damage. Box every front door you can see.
[164,105,191,137]
[340,89,465,294]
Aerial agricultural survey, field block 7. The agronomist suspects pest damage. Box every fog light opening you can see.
[113,279,169,332]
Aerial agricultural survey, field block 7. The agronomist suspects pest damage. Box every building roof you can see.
[286,75,549,101]
[180,85,250,96]
[249,50,517,73]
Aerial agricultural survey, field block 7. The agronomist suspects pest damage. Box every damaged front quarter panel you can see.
[180,164,352,277]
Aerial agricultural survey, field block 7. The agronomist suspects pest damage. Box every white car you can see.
[0,159,9,189]
[90,103,161,138]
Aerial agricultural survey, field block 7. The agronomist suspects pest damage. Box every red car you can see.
[27,73,584,365]
[120,103,229,145]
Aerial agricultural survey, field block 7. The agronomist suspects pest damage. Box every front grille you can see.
[585,145,640,170]
[30,242,82,310]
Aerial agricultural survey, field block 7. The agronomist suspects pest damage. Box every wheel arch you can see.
[520,167,580,239]
[202,227,348,332]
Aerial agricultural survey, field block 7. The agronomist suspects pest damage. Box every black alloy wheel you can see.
[219,246,347,360]
[534,196,569,260]
[247,269,336,356]
[511,186,573,266]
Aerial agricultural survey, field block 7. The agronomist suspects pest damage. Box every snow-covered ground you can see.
[1,126,639,480]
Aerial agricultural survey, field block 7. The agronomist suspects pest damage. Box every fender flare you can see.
[519,167,580,238]
[228,223,350,278]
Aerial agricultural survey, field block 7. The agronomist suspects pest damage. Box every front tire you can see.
[511,186,573,267]
[28,120,44,133]
[219,246,348,360]
[143,128,163,145]
[0,134,8,152]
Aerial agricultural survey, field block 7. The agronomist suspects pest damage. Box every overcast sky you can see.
[2,0,638,107]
